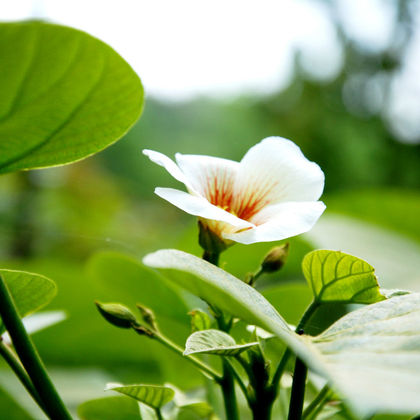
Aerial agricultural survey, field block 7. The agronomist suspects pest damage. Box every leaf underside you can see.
[0,21,143,174]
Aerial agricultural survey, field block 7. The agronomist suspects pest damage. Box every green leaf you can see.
[184,329,258,356]
[302,250,385,304]
[313,293,420,416]
[188,309,212,332]
[106,383,175,409]
[0,269,56,333]
[144,249,420,416]
[177,402,214,420]
[0,21,143,174]
[142,250,313,369]
[78,396,141,420]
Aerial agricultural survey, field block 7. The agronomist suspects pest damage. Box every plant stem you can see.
[288,354,308,420]
[302,385,330,419]
[220,359,239,420]
[0,339,48,415]
[154,333,222,381]
[155,407,164,420]
[271,300,319,391]
[224,358,251,405]
[0,275,72,420]
[202,250,219,266]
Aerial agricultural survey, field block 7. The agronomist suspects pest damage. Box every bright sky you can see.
[2,0,420,142]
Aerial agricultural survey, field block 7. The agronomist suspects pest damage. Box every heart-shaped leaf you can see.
[106,383,175,409]
[302,250,385,304]
[78,396,141,420]
[184,329,258,356]
[0,269,56,333]
[0,21,143,174]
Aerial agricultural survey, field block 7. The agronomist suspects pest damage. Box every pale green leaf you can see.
[188,309,212,332]
[313,293,420,416]
[302,250,385,304]
[0,269,56,333]
[78,396,141,420]
[184,329,258,356]
[106,383,175,409]
[142,250,318,372]
[0,21,143,174]
[144,249,420,417]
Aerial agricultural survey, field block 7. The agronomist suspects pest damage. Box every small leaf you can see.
[188,309,212,332]
[106,383,175,409]
[0,21,143,174]
[184,329,258,356]
[0,269,56,333]
[302,250,385,304]
[78,396,141,420]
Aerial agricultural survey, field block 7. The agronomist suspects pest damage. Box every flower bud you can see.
[261,243,289,273]
[136,303,158,331]
[95,301,138,329]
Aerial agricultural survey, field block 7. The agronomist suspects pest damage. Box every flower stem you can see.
[302,384,330,419]
[0,339,48,415]
[0,275,72,420]
[153,333,222,381]
[288,353,308,420]
[271,300,319,392]
[220,359,239,420]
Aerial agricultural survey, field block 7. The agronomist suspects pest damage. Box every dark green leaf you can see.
[0,21,143,174]
[302,250,385,304]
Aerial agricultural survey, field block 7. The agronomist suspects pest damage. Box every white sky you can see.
[2,0,420,142]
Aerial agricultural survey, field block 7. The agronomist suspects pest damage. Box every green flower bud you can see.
[136,303,158,331]
[261,243,290,273]
[95,301,138,329]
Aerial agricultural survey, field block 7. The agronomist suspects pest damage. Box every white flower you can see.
[143,137,325,245]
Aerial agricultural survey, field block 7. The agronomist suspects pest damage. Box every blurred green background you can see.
[1,1,420,418]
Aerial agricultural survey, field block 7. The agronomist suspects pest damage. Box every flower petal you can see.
[155,187,255,229]
[223,201,326,244]
[232,137,324,218]
[143,149,193,190]
[175,154,239,205]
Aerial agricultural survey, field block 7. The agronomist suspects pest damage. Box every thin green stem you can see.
[0,275,72,420]
[220,359,239,420]
[303,385,330,419]
[271,300,320,391]
[288,354,308,420]
[155,407,163,420]
[224,358,251,405]
[154,333,222,381]
[0,339,48,415]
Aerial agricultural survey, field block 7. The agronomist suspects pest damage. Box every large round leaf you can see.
[0,21,143,174]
